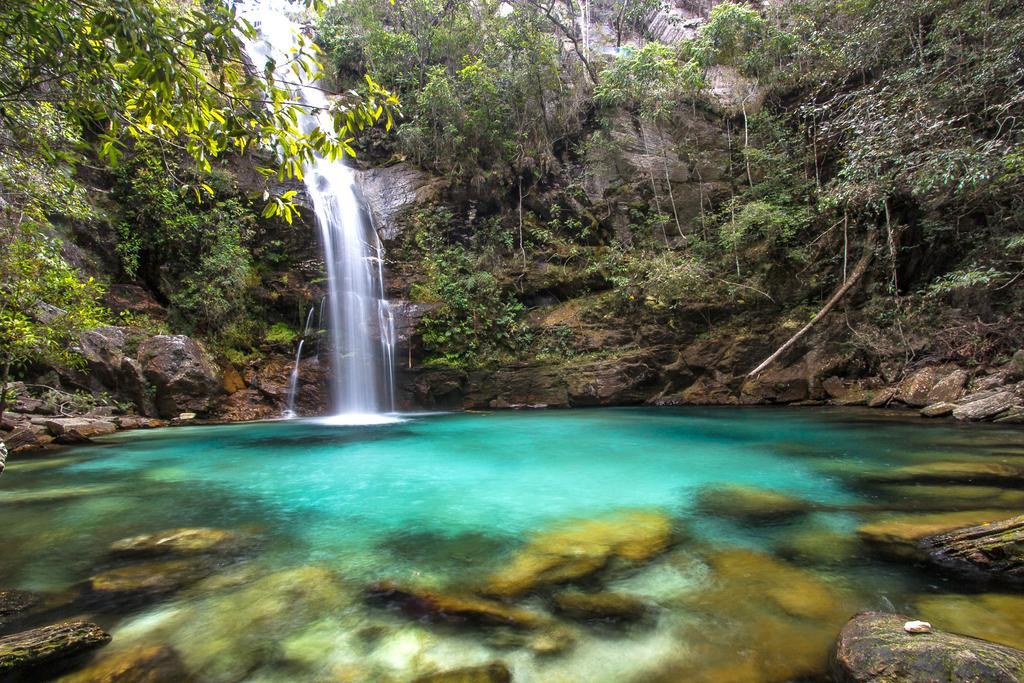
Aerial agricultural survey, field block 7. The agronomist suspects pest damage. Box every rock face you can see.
[919,514,1024,585]
[831,611,1024,682]
[137,336,221,418]
[0,621,111,679]
[355,163,444,241]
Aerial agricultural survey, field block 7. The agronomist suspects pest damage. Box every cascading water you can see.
[240,0,397,422]
[283,306,316,418]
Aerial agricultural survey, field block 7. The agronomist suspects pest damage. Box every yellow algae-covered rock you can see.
[914,593,1024,651]
[657,548,855,682]
[858,509,1023,560]
[413,662,511,683]
[551,590,651,622]
[875,484,1024,511]
[483,509,674,598]
[108,527,256,560]
[695,484,813,522]
[775,525,862,565]
[863,461,1024,485]
[701,548,843,621]
[365,581,549,630]
[59,644,188,682]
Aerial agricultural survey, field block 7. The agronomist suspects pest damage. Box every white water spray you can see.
[240,0,397,422]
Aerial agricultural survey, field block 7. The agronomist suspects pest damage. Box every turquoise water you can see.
[2,407,1022,681]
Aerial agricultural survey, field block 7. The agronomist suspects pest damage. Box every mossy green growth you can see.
[264,322,297,346]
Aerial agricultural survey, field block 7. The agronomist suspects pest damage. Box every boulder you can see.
[919,514,1024,585]
[695,484,813,522]
[995,407,1024,424]
[413,663,512,683]
[42,418,117,443]
[365,581,548,630]
[953,391,1017,421]
[137,336,221,418]
[75,327,154,415]
[831,611,1024,682]
[868,388,896,408]
[108,527,256,561]
[483,509,674,598]
[896,366,952,407]
[59,644,188,683]
[926,369,970,404]
[551,590,651,622]
[858,510,1022,561]
[0,621,111,679]
[920,402,956,418]
[114,416,166,430]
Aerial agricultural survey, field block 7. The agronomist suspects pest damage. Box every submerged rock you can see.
[919,514,1024,585]
[667,548,853,682]
[0,590,40,628]
[873,484,1024,512]
[861,460,1024,486]
[831,611,1024,682]
[915,594,1024,651]
[482,509,674,598]
[0,621,111,679]
[551,590,651,622]
[858,510,1021,561]
[412,662,511,683]
[365,581,548,630]
[774,526,862,565]
[85,560,216,604]
[695,484,813,522]
[58,644,189,683]
[0,484,121,506]
[108,527,256,561]
[702,549,843,621]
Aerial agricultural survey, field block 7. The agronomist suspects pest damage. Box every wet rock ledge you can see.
[832,611,1024,682]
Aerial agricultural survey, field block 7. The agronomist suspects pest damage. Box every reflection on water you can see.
[1,407,1022,682]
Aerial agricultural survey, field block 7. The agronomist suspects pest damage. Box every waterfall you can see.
[283,306,316,418]
[240,0,396,422]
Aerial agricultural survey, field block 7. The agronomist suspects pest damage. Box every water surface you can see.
[2,407,1022,681]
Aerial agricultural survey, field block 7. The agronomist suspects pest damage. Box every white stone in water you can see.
[904,620,932,634]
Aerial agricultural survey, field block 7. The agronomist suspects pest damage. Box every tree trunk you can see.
[747,228,877,377]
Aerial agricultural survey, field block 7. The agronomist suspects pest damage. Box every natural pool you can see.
[2,407,1023,682]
